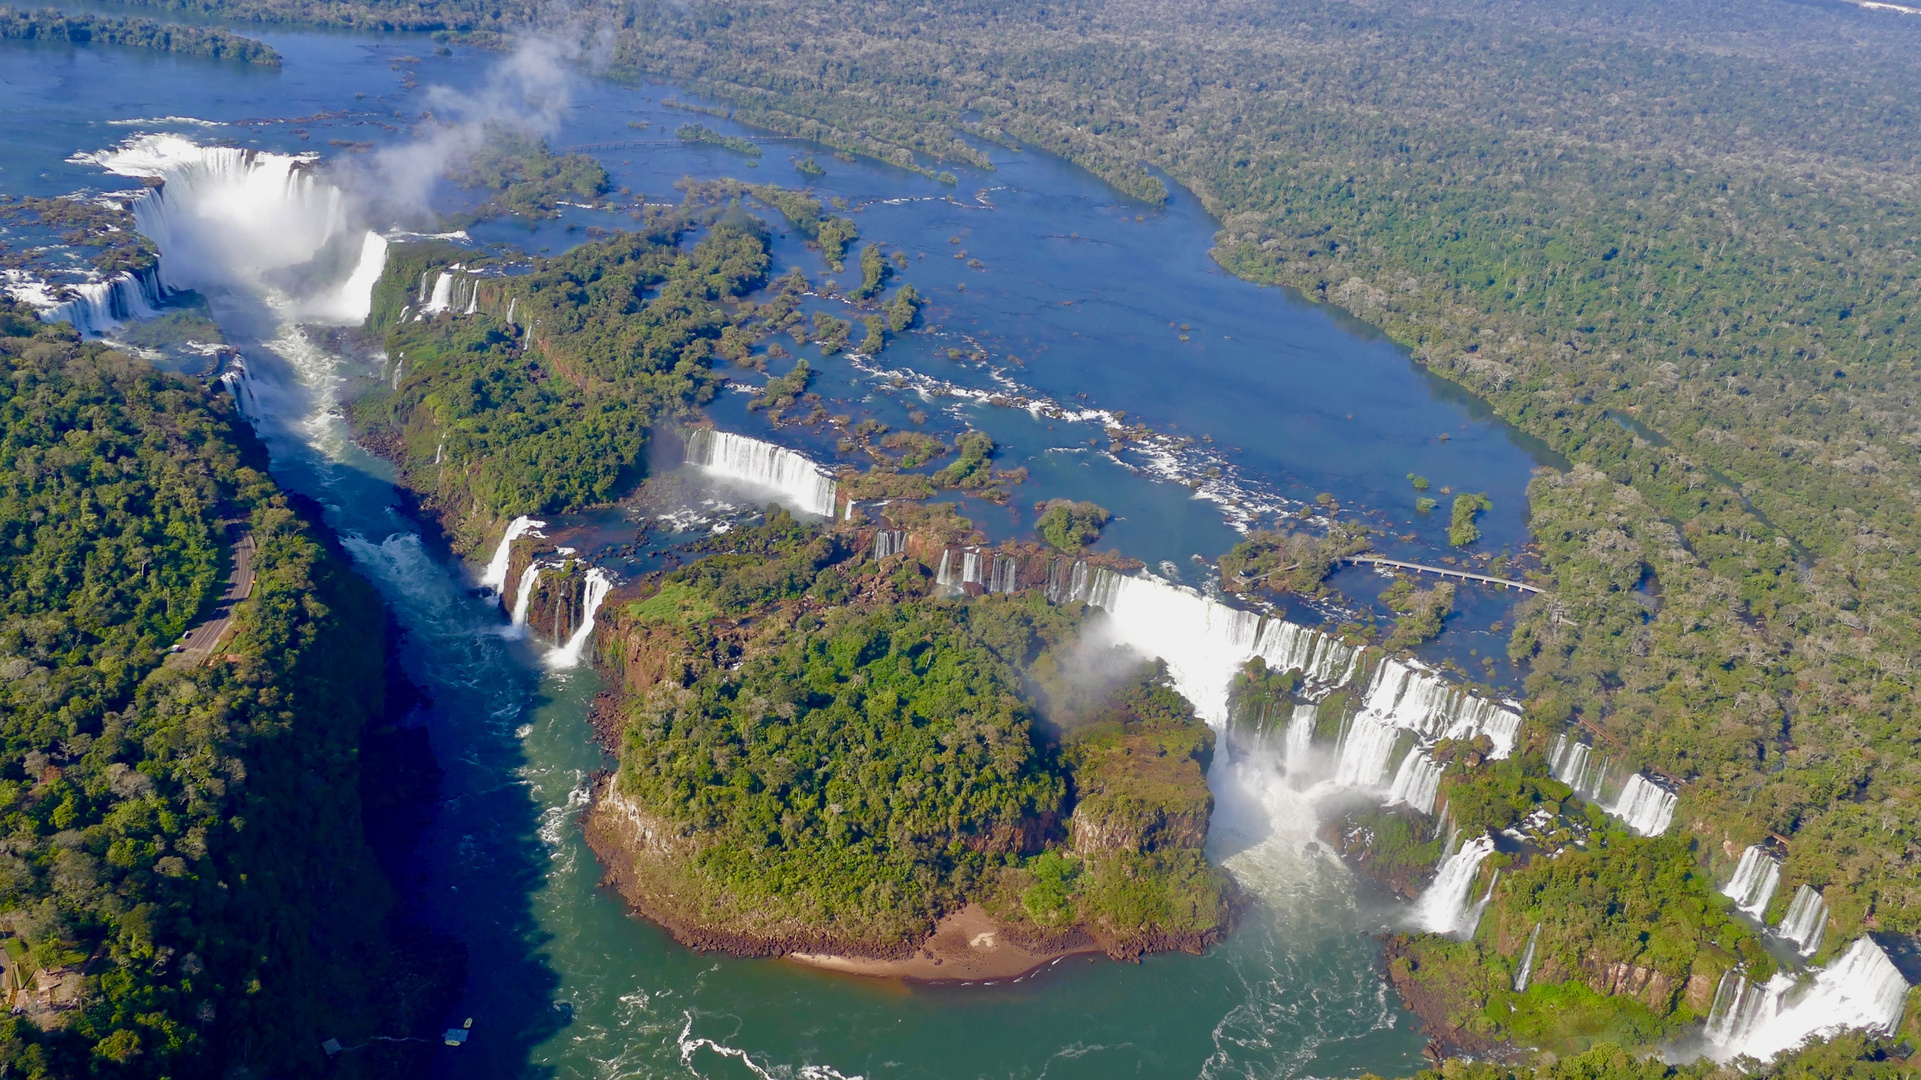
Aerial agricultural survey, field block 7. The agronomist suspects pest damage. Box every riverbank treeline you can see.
[354,186,918,552]
[0,6,279,63]
[600,0,1921,949]
[0,303,453,1077]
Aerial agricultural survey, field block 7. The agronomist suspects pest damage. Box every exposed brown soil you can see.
[1381,936,1527,1064]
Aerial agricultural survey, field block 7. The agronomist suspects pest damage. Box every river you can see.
[0,22,1556,1079]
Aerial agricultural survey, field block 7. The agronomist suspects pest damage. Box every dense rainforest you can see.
[32,0,1921,1069]
[357,183,916,551]
[0,303,450,1077]
[585,0,1921,959]
[0,6,278,63]
[588,511,1235,959]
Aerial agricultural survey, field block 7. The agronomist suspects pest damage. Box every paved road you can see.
[172,531,256,662]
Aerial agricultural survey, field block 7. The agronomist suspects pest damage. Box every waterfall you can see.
[419,271,456,316]
[872,529,906,560]
[1462,869,1500,939]
[1251,618,1361,687]
[508,563,542,638]
[684,429,838,517]
[990,555,1019,594]
[479,516,545,601]
[1355,659,1521,756]
[1705,937,1910,1062]
[1282,704,1316,778]
[219,358,260,418]
[77,133,388,324]
[545,568,613,670]
[1550,734,1675,836]
[961,551,982,587]
[1387,749,1444,815]
[1722,846,1782,920]
[935,550,954,586]
[1412,834,1495,937]
[1513,923,1542,992]
[1609,774,1677,837]
[1084,570,1264,724]
[1084,568,1520,776]
[38,266,166,336]
[1331,713,1405,789]
[1778,885,1827,957]
[1548,733,1611,800]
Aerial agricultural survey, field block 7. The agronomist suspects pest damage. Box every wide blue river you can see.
[0,21,1553,1079]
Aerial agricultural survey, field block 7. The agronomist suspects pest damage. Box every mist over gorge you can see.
[0,2,1918,1078]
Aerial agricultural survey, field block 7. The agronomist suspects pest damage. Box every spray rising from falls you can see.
[684,429,838,518]
[1081,570,1524,925]
[480,516,546,601]
[1722,846,1782,921]
[1704,937,1910,1062]
[1085,571,1519,785]
[68,133,388,326]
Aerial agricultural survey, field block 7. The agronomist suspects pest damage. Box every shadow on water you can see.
[206,290,569,1077]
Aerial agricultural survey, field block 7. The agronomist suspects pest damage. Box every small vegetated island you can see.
[585,512,1235,971]
[354,188,1232,971]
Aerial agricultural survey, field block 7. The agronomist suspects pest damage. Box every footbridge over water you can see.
[1341,555,1543,594]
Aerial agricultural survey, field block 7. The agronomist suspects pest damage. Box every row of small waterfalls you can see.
[19,120,1910,1067]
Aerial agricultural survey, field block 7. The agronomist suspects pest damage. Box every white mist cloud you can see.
[348,28,604,225]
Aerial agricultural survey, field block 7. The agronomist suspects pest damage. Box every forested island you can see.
[0,7,279,63]
[586,512,1234,969]
[0,302,452,1077]
[10,0,1921,1073]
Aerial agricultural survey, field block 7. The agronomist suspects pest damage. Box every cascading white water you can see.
[1078,570,1533,940]
[961,551,982,586]
[684,429,838,517]
[1282,704,1317,778]
[1331,713,1406,789]
[1357,659,1522,757]
[40,268,166,336]
[508,563,542,637]
[1387,749,1444,815]
[76,133,388,324]
[1722,846,1782,920]
[545,568,613,670]
[1548,733,1611,800]
[935,550,955,587]
[1778,884,1827,957]
[420,271,456,316]
[1609,774,1677,837]
[1705,937,1910,1062]
[1550,734,1675,836]
[1085,570,1264,724]
[1412,834,1495,936]
[479,516,546,601]
[1513,923,1542,992]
